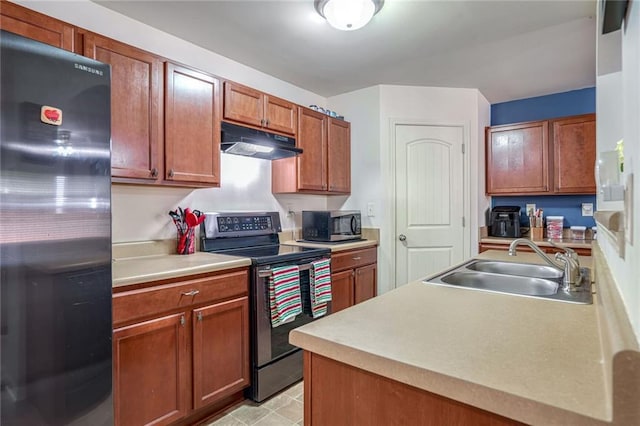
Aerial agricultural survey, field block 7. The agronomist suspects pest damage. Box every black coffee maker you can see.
[490,206,521,238]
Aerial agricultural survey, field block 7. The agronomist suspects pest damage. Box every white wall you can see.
[329,85,490,294]
[16,0,330,242]
[596,0,640,341]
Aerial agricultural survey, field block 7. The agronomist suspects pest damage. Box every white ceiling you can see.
[95,0,598,103]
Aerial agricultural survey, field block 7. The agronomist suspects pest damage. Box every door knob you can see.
[398,234,406,241]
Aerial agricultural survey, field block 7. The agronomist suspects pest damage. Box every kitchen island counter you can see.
[290,247,640,425]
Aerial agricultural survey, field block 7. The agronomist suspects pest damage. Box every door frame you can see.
[387,119,472,288]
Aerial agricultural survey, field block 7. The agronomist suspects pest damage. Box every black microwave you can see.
[302,210,362,242]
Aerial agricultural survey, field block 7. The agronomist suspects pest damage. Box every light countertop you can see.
[290,250,630,425]
[480,235,593,250]
[282,238,377,252]
[112,252,251,288]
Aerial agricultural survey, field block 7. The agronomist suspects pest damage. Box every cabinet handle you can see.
[265,119,270,126]
[168,169,175,178]
[352,257,361,260]
[260,118,265,126]
[180,315,185,326]
[197,312,203,322]
[150,167,158,177]
[181,289,200,296]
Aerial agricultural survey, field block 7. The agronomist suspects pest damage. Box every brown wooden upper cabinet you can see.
[81,31,164,183]
[0,1,75,51]
[552,114,596,193]
[486,120,549,194]
[223,81,296,135]
[165,62,221,186]
[272,107,351,194]
[485,113,595,195]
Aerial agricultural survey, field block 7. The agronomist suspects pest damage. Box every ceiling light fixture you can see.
[314,0,384,31]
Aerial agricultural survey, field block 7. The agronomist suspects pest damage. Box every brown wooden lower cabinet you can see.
[303,352,524,426]
[479,243,591,256]
[113,313,189,426]
[330,247,377,313]
[112,269,250,426]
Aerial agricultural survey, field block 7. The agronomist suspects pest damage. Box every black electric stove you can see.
[200,212,331,402]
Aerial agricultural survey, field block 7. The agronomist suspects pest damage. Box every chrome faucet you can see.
[508,238,582,291]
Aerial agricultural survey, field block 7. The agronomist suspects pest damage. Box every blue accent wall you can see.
[490,88,597,229]
[491,87,595,126]
[492,195,596,228]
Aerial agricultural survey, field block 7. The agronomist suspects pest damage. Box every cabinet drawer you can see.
[331,247,377,272]
[113,270,248,326]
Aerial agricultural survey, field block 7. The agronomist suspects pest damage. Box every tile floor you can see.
[206,381,304,426]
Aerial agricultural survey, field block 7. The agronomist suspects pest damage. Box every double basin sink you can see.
[424,259,592,304]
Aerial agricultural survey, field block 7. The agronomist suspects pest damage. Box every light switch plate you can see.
[367,202,375,217]
[582,203,594,217]
[526,204,536,216]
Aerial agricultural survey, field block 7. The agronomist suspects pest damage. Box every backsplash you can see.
[492,195,597,228]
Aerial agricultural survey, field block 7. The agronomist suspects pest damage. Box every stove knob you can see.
[234,224,240,231]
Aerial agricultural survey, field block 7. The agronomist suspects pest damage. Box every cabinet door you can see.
[113,313,188,426]
[330,270,354,313]
[486,121,549,194]
[264,95,296,135]
[192,297,250,409]
[83,32,162,181]
[165,62,221,185]
[354,263,377,304]
[297,107,328,191]
[552,114,596,194]
[327,118,351,193]
[0,2,74,51]
[223,81,263,128]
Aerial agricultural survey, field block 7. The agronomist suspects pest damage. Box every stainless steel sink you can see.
[465,260,563,279]
[440,271,558,296]
[424,259,592,304]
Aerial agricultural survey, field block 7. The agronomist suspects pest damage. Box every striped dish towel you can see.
[269,265,302,327]
[310,259,332,318]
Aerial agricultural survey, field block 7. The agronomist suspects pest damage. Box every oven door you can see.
[253,256,330,368]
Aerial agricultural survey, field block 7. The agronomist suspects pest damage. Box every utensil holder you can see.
[177,228,195,255]
[531,227,544,241]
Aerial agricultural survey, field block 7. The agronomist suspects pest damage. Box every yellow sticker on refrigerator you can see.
[40,105,62,126]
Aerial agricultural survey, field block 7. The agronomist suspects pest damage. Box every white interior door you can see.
[395,123,466,285]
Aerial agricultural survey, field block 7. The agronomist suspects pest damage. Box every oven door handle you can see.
[257,260,329,278]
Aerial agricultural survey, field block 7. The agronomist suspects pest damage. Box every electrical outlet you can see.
[367,202,375,217]
[526,203,536,216]
[581,203,593,217]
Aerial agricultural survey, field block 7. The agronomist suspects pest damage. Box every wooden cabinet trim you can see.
[192,296,250,409]
[0,1,75,51]
[305,352,524,425]
[551,113,596,194]
[264,94,297,135]
[113,270,249,326]
[165,61,221,185]
[331,247,378,272]
[485,120,549,195]
[113,312,189,426]
[486,114,596,196]
[80,31,163,182]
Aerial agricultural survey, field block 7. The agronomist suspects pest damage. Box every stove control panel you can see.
[202,212,282,239]
[217,215,272,233]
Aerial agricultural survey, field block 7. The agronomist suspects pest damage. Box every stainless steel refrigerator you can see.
[0,30,113,425]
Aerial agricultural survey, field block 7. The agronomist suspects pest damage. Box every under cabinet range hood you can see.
[221,121,302,160]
